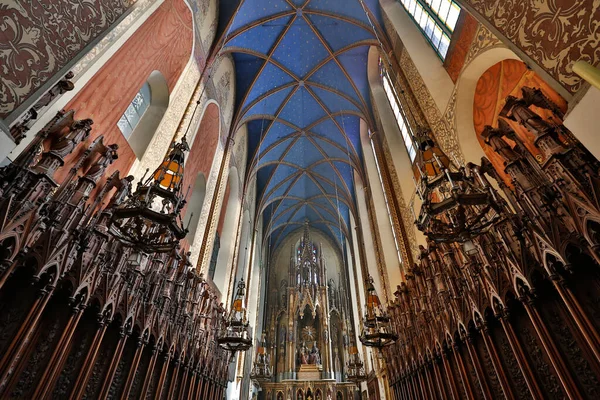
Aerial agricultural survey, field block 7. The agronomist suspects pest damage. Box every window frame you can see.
[380,61,418,163]
[397,0,461,60]
[370,137,403,265]
[117,82,151,139]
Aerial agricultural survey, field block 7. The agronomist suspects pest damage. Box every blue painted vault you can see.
[223,0,384,250]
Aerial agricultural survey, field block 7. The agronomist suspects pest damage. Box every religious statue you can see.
[500,87,565,157]
[84,143,119,182]
[10,71,76,144]
[109,175,135,207]
[310,341,321,365]
[481,122,521,164]
[332,348,340,372]
[279,326,286,345]
[277,344,285,373]
[298,343,309,365]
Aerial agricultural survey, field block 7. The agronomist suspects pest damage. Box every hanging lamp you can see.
[359,275,398,348]
[345,342,367,383]
[412,128,504,243]
[250,332,272,381]
[110,138,190,253]
[217,278,253,360]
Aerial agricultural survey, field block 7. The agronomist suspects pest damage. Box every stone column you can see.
[353,171,384,298]
[359,121,403,292]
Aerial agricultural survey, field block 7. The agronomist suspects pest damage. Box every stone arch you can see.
[455,48,521,162]
[126,70,170,159]
[469,57,568,186]
[213,165,240,293]
[184,172,207,242]
[211,55,236,140]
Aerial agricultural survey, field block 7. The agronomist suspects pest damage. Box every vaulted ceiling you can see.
[221,0,385,250]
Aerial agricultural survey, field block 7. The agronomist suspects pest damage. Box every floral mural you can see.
[0,0,134,119]
[463,0,600,95]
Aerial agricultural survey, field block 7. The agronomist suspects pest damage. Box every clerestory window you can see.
[117,82,151,139]
[370,136,403,265]
[397,0,461,60]
[380,61,417,162]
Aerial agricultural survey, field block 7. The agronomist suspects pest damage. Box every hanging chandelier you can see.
[217,279,253,359]
[110,138,190,252]
[359,275,397,348]
[412,129,503,243]
[250,332,272,381]
[345,343,367,383]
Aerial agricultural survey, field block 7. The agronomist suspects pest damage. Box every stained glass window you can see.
[117,82,151,139]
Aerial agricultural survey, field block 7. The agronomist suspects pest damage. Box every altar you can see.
[297,364,322,380]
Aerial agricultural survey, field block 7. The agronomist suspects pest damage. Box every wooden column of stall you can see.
[69,322,108,400]
[422,360,438,400]
[154,352,172,400]
[97,330,128,399]
[0,287,54,394]
[139,345,161,399]
[431,354,448,399]
[32,305,84,399]
[478,322,515,400]
[452,342,475,399]
[498,313,544,399]
[521,296,583,399]
[167,356,182,400]
[551,277,600,364]
[440,349,460,400]
[120,339,145,399]
[464,333,493,399]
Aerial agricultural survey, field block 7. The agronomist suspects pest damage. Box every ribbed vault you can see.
[222,0,384,249]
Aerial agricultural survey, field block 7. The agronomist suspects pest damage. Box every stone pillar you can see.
[353,171,384,298]
[359,121,403,293]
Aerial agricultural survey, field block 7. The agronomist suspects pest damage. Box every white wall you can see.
[564,86,600,160]
[379,0,454,112]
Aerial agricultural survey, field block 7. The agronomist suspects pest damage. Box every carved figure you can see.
[481,121,520,163]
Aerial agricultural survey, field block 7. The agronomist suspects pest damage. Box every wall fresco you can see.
[59,0,193,191]
[0,0,134,119]
[473,59,568,186]
[443,12,478,83]
[463,0,600,95]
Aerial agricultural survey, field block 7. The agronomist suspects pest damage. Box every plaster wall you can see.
[58,0,194,190]
[380,0,454,112]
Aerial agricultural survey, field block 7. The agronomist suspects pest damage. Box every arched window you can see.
[117,70,169,159]
[380,62,417,162]
[397,0,461,59]
[117,82,151,139]
[370,136,403,265]
[184,173,207,242]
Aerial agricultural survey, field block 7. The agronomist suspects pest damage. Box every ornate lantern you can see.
[412,129,503,243]
[250,332,272,381]
[345,344,367,383]
[217,279,252,359]
[110,138,190,252]
[359,276,397,348]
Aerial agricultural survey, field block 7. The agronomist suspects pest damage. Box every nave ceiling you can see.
[218,0,386,251]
